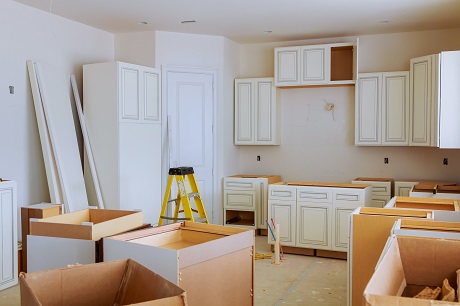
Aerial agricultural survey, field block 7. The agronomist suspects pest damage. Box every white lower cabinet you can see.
[0,180,18,291]
[268,183,370,253]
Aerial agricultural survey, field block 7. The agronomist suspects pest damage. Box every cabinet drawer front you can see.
[297,187,332,203]
[268,185,296,201]
[224,191,256,209]
[224,179,256,190]
[352,180,391,196]
[333,188,367,205]
[370,195,392,208]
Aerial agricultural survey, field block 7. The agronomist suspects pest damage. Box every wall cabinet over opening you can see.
[355,71,409,146]
[234,78,280,145]
[410,51,460,148]
[274,41,358,87]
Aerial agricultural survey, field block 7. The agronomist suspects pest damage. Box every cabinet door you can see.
[234,79,254,144]
[409,55,434,146]
[268,200,296,246]
[254,79,278,145]
[394,181,417,196]
[143,69,161,123]
[297,202,331,250]
[300,45,330,84]
[0,182,17,291]
[274,46,301,86]
[382,72,409,145]
[332,204,354,252]
[120,65,141,122]
[355,73,381,145]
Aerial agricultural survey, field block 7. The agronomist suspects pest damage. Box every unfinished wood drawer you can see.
[384,196,459,211]
[103,222,255,306]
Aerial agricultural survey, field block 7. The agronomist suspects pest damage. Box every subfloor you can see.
[0,235,347,306]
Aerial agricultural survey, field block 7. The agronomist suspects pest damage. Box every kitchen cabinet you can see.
[274,41,358,87]
[355,72,409,146]
[83,61,161,224]
[224,175,282,231]
[234,78,280,145]
[352,178,392,208]
[394,180,456,197]
[409,51,460,148]
[0,180,17,291]
[268,182,371,253]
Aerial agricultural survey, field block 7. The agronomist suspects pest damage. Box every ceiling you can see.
[13,0,460,44]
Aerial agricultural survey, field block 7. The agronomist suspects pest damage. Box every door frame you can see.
[161,65,218,224]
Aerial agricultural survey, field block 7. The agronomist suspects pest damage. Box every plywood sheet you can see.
[34,62,88,212]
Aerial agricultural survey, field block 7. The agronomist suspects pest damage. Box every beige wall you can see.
[236,29,460,183]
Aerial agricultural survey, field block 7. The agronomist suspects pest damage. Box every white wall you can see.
[115,31,156,68]
[0,1,113,222]
[237,29,460,183]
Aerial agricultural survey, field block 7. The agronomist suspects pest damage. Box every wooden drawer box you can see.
[103,222,255,306]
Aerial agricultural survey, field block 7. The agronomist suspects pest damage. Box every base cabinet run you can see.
[268,183,371,253]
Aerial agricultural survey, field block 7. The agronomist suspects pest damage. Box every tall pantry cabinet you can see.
[83,62,161,224]
[0,180,17,291]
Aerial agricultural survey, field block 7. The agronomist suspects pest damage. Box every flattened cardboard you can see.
[30,209,144,240]
[364,236,460,305]
[21,203,62,272]
[19,259,187,306]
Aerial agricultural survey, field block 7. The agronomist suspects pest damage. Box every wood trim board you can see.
[70,75,104,209]
[26,61,62,204]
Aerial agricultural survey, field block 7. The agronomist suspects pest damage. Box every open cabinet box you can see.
[364,235,460,305]
[103,222,255,306]
[384,196,459,211]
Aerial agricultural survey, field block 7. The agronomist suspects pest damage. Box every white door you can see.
[164,68,215,223]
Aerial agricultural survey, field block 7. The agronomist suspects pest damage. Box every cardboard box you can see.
[349,207,435,306]
[19,259,187,306]
[364,235,460,305]
[28,208,144,272]
[104,221,255,306]
[21,203,62,272]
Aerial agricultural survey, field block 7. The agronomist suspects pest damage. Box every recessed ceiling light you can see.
[181,20,196,24]
[264,30,273,34]
[378,20,389,24]
[138,21,148,25]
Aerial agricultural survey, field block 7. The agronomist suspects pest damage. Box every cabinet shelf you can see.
[331,46,353,81]
[224,210,255,228]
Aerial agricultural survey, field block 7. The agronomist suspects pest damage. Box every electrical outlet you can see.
[384,157,389,164]
[257,155,261,161]
[443,158,448,165]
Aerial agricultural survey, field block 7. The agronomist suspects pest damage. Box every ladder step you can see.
[188,192,200,198]
[194,218,208,223]
[159,216,191,221]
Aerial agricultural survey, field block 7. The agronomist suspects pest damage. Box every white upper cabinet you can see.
[234,78,280,145]
[410,51,460,148]
[355,72,409,146]
[275,40,358,87]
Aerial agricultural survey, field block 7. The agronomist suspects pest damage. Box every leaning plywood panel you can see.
[26,61,62,204]
[33,61,88,212]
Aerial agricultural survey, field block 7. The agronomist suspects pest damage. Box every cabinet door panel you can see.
[410,55,432,146]
[268,200,296,246]
[120,67,140,121]
[332,206,354,251]
[235,80,253,144]
[297,203,331,249]
[301,46,329,84]
[355,74,380,145]
[383,72,409,145]
[143,70,160,123]
[255,81,274,143]
[0,183,17,291]
[275,47,300,86]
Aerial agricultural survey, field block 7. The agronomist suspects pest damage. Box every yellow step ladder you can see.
[158,167,209,225]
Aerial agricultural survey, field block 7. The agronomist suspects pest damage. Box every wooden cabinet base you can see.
[270,245,346,259]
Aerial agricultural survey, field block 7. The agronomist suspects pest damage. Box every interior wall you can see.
[237,28,460,183]
[0,1,114,217]
[115,31,156,68]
